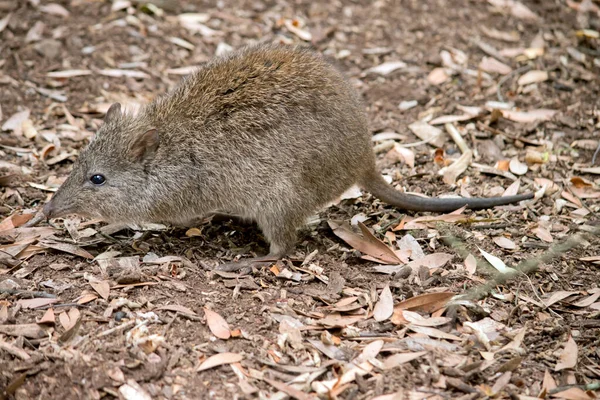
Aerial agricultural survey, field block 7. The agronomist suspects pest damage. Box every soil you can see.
[1,0,600,399]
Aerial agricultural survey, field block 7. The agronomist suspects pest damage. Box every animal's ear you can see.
[104,103,122,123]
[129,128,159,161]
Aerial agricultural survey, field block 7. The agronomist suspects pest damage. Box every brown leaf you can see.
[407,325,461,341]
[16,298,59,309]
[404,253,453,271]
[373,285,394,322]
[204,308,231,340]
[465,254,477,276]
[555,336,578,371]
[400,310,451,327]
[59,308,80,331]
[544,291,578,307]
[38,308,55,325]
[382,351,427,369]
[0,323,47,339]
[493,236,517,250]
[77,292,98,304]
[328,220,401,264]
[90,281,110,300]
[501,109,557,123]
[39,240,94,259]
[392,293,454,321]
[551,388,595,400]
[264,379,317,400]
[571,291,600,307]
[532,226,553,243]
[197,352,243,372]
[542,369,557,392]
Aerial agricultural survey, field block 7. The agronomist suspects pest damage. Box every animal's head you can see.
[43,103,161,224]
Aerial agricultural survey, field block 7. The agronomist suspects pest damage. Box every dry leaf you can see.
[551,387,595,400]
[90,281,110,300]
[204,308,231,340]
[365,61,407,75]
[39,3,70,17]
[478,247,517,274]
[197,352,243,371]
[544,291,578,307]
[392,292,454,316]
[408,121,446,148]
[517,70,548,86]
[427,68,449,85]
[501,109,557,123]
[0,323,47,338]
[509,158,528,175]
[328,220,401,264]
[465,254,477,276]
[555,336,578,371]
[532,226,553,243]
[407,325,461,341]
[38,308,55,325]
[571,291,600,307]
[382,351,427,369]
[16,298,59,309]
[264,378,317,400]
[493,236,517,250]
[373,285,394,322]
[479,57,512,75]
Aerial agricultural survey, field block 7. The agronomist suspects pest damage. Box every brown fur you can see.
[44,44,532,257]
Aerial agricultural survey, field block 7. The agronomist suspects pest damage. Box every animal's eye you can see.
[90,174,106,185]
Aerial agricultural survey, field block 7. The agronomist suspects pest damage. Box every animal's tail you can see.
[360,171,533,212]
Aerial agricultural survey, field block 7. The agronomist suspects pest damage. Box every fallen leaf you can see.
[382,351,428,370]
[0,323,47,339]
[501,109,557,123]
[544,291,578,307]
[427,67,449,85]
[119,379,152,400]
[555,336,578,371]
[204,308,231,340]
[98,69,150,79]
[16,298,58,309]
[493,236,517,250]
[408,121,446,148]
[465,254,477,276]
[1,110,30,133]
[478,247,517,274]
[328,220,401,264]
[488,0,538,20]
[551,387,595,400]
[39,3,70,17]
[532,226,553,243]
[365,61,407,75]
[509,158,528,175]
[47,70,92,78]
[264,378,317,400]
[38,241,94,259]
[38,308,55,325]
[571,291,600,307]
[373,285,394,322]
[518,70,548,86]
[197,352,243,371]
[479,57,512,75]
[400,310,451,327]
[407,325,461,341]
[90,281,110,300]
[392,292,454,316]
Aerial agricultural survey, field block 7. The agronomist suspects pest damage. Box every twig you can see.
[497,64,532,102]
[95,319,137,339]
[0,288,56,298]
[592,140,600,165]
[548,381,600,395]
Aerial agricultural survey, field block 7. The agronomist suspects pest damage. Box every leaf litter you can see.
[0,0,599,399]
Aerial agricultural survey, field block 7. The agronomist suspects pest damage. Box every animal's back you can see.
[143,44,374,216]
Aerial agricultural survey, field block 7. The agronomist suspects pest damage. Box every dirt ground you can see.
[1,0,600,399]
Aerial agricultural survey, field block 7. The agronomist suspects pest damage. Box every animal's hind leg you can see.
[215,209,303,272]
